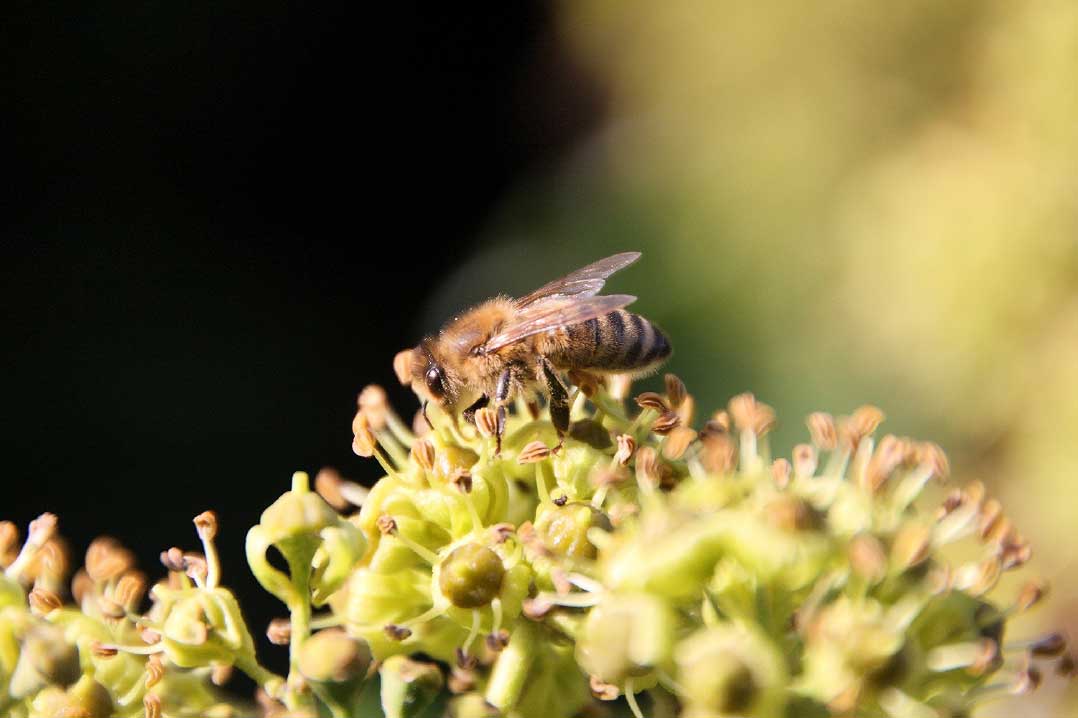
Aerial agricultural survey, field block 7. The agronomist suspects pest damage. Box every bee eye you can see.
[425,366,445,399]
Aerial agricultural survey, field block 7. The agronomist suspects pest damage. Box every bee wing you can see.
[483,294,637,353]
[513,252,641,308]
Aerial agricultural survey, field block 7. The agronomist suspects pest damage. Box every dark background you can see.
[3,0,601,681]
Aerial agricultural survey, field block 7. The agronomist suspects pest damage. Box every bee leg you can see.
[462,395,489,426]
[421,401,434,430]
[494,368,513,455]
[541,359,570,451]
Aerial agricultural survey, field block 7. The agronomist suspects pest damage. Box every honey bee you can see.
[408,252,671,451]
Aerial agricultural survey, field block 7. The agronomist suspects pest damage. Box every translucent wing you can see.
[513,252,642,308]
[483,294,637,353]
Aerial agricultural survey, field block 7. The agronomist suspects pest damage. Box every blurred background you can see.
[4,0,1076,712]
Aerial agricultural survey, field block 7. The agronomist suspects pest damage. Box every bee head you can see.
[411,341,456,409]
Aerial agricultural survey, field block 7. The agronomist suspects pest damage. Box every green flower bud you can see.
[799,597,908,707]
[158,586,256,668]
[9,623,81,699]
[299,628,372,682]
[43,607,149,707]
[438,543,505,609]
[511,637,591,718]
[430,445,479,486]
[356,475,415,547]
[248,472,344,608]
[576,594,676,685]
[675,625,786,718]
[533,502,611,560]
[688,652,757,716]
[763,495,823,533]
[257,471,339,547]
[298,629,372,714]
[409,478,506,539]
[29,675,113,718]
[444,553,532,640]
[343,567,466,662]
[379,655,444,718]
[550,443,610,500]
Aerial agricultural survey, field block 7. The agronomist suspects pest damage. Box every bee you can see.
[408,252,671,451]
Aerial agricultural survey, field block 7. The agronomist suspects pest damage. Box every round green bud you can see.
[681,646,757,714]
[431,445,479,486]
[534,503,611,560]
[763,495,823,532]
[438,543,505,608]
[675,625,787,718]
[299,628,372,684]
[299,629,373,712]
[258,472,339,545]
[30,675,113,718]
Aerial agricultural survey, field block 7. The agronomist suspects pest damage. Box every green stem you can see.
[385,408,416,447]
[486,621,539,711]
[592,390,630,425]
[535,463,551,506]
[628,407,658,439]
[233,652,285,698]
[308,683,352,718]
[285,551,313,708]
[376,428,411,469]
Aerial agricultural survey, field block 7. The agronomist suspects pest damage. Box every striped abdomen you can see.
[554,309,671,373]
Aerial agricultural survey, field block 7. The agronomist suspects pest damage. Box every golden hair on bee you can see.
[408,252,671,452]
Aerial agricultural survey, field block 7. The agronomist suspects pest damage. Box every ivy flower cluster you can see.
[0,510,259,717]
[0,362,1072,717]
[337,359,1072,717]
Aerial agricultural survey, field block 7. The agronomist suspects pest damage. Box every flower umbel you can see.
[0,511,260,717]
[335,378,1073,717]
[0,374,1071,717]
